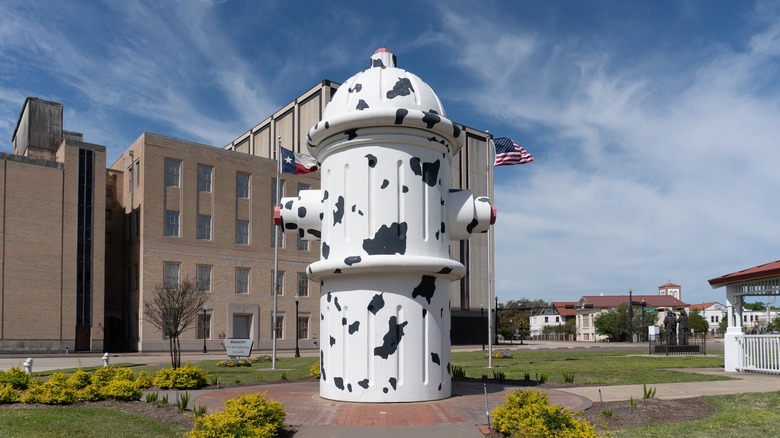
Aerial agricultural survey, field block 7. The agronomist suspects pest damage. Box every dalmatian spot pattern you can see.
[330,336,336,347]
[334,297,342,311]
[394,108,408,124]
[333,196,345,225]
[409,157,440,187]
[320,350,326,381]
[389,377,398,390]
[322,242,330,259]
[381,179,389,189]
[358,379,369,389]
[366,154,377,168]
[347,383,353,392]
[386,77,415,99]
[327,292,332,303]
[431,352,441,366]
[345,256,362,266]
[297,206,307,218]
[307,228,321,238]
[345,129,358,140]
[341,317,347,326]
[412,275,436,304]
[348,84,362,93]
[362,222,407,255]
[348,321,360,334]
[374,316,408,359]
[356,99,369,110]
[367,293,385,315]
[438,267,452,274]
[466,218,479,234]
[422,111,441,129]
[335,377,345,390]
[402,186,409,193]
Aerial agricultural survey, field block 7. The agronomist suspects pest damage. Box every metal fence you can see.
[736,335,780,374]
[648,333,707,356]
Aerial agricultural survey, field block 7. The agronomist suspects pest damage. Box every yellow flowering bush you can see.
[154,364,207,389]
[101,379,142,401]
[309,360,321,379]
[189,392,285,438]
[492,389,597,437]
[0,383,21,403]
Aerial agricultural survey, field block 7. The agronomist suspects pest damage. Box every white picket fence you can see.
[736,335,780,374]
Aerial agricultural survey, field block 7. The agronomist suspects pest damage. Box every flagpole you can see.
[272,137,281,369]
[487,133,494,369]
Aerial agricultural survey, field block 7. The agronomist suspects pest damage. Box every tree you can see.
[497,298,550,341]
[767,316,780,333]
[688,309,709,334]
[717,313,728,335]
[743,301,766,311]
[145,277,208,368]
[594,303,656,342]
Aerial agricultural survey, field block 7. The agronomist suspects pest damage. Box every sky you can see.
[2,0,780,306]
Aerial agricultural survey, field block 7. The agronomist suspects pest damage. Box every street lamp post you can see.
[202,306,208,354]
[294,295,300,358]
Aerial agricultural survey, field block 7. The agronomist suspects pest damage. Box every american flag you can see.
[493,137,534,166]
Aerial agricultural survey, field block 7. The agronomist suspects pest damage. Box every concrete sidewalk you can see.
[558,368,780,402]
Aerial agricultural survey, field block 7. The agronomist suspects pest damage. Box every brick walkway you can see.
[194,380,591,427]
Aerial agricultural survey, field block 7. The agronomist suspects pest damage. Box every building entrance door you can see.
[75,325,91,351]
[233,315,252,339]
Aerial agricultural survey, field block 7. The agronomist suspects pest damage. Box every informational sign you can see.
[223,339,253,358]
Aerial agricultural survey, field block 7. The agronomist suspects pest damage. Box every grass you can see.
[451,350,730,385]
[616,391,780,437]
[0,406,187,438]
[134,356,319,386]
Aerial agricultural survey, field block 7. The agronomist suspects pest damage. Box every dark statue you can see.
[678,309,689,345]
[664,311,677,345]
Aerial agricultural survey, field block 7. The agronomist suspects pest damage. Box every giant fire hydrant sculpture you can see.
[276,48,495,402]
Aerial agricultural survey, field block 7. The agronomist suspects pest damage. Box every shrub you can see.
[177,392,191,411]
[492,370,506,381]
[92,366,134,386]
[145,392,159,403]
[135,370,154,389]
[77,383,102,402]
[491,389,596,437]
[189,392,285,438]
[21,376,77,405]
[492,350,512,359]
[250,355,272,363]
[563,372,576,383]
[101,379,142,401]
[154,364,207,389]
[0,367,33,390]
[68,369,92,389]
[309,360,321,379]
[0,383,21,403]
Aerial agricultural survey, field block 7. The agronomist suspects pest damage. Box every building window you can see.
[274,314,284,339]
[298,315,310,339]
[106,187,113,197]
[197,164,213,192]
[197,214,211,240]
[297,272,308,297]
[236,173,250,198]
[273,271,284,295]
[271,178,285,204]
[163,262,180,289]
[556,316,560,323]
[236,268,250,294]
[236,219,249,244]
[197,312,211,340]
[544,316,549,323]
[164,210,180,236]
[135,160,141,187]
[197,265,212,292]
[106,209,112,220]
[164,158,181,187]
[105,232,112,244]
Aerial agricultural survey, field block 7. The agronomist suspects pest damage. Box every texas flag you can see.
[280,146,318,175]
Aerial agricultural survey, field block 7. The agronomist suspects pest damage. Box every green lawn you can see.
[0,406,186,438]
[452,350,729,385]
[616,391,780,437]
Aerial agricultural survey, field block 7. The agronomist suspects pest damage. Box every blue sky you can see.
[2,0,780,306]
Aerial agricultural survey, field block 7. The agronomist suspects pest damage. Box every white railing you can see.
[736,335,780,374]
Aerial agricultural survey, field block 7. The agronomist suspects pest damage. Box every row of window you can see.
[165,159,251,198]
[163,262,310,296]
[195,313,310,340]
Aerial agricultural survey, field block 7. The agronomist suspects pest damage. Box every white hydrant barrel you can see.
[23,358,33,373]
[102,352,110,367]
[277,48,495,402]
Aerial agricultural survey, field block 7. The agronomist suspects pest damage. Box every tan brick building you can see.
[3,78,495,353]
[1,98,105,352]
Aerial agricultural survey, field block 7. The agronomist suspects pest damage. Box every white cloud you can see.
[429,4,780,304]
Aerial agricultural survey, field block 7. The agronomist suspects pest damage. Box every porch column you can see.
[724,286,742,372]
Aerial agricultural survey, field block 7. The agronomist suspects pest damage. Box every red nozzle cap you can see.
[490,205,497,225]
[274,205,281,226]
